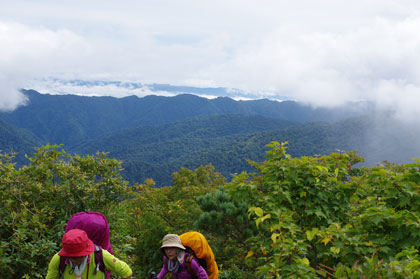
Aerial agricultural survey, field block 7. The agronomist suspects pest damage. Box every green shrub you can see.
[0,145,131,278]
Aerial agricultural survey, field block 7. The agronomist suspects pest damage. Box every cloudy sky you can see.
[1,0,420,120]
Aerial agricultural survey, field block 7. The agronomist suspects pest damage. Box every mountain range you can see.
[1,89,418,186]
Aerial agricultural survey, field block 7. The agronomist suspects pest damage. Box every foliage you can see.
[218,264,264,279]
[0,144,132,279]
[2,140,420,278]
[120,165,224,278]
[333,248,420,278]
[223,141,420,278]
[195,188,257,270]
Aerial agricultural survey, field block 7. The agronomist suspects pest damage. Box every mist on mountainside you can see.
[359,112,420,166]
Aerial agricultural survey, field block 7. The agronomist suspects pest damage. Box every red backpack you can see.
[59,212,113,278]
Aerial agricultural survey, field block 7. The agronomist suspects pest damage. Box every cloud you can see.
[206,16,420,117]
[0,21,92,111]
[1,1,420,123]
[29,80,175,98]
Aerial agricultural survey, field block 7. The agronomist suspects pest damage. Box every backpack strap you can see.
[93,245,107,275]
[164,254,197,278]
[185,246,207,276]
[59,256,66,279]
[58,245,106,277]
[184,254,196,278]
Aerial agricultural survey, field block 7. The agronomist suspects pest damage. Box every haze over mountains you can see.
[1,89,418,186]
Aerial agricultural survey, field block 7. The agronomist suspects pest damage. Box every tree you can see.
[225,141,363,277]
[195,188,257,274]
[223,141,420,278]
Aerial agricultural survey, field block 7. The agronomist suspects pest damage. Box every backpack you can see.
[59,212,113,279]
[179,231,219,279]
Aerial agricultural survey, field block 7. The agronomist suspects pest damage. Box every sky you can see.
[1,0,420,122]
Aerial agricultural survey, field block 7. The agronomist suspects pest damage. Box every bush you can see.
[0,145,131,278]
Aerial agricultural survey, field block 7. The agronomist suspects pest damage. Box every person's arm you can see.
[190,258,208,279]
[156,256,169,279]
[45,254,61,279]
[102,250,133,278]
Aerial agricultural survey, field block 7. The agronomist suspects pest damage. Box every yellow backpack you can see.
[180,232,219,279]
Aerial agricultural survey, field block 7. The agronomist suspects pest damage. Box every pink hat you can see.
[58,229,95,257]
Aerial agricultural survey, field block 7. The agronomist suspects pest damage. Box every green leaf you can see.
[249,206,264,217]
[271,233,280,243]
[330,246,341,254]
[256,214,271,227]
[306,228,319,241]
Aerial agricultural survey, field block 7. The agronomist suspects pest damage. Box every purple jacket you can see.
[157,253,208,279]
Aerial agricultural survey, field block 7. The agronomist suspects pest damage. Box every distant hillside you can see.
[69,114,362,186]
[179,114,420,178]
[0,119,42,165]
[70,113,420,186]
[70,114,296,185]
[71,114,295,153]
[0,89,367,147]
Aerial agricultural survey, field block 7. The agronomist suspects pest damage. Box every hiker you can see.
[157,234,208,279]
[46,229,132,279]
[64,211,114,278]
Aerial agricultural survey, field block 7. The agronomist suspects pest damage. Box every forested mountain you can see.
[70,113,420,186]
[0,119,42,164]
[1,89,417,186]
[0,89,366,146]
[70,114,296,185]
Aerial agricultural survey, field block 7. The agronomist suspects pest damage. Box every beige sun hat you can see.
[160,234,186,251]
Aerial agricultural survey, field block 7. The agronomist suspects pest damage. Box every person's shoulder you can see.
[50,253,61,263]
[46,253,61,275]
[100,249,114,262]
[101,249,112,256]
[184,252,198,265]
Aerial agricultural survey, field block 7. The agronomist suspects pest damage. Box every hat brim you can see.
[58,238,95,257]
[160,243,186,251]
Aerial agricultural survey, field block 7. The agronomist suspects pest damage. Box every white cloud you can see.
[1,0,420,119]
[0,21,92,111]
[373,79,420,123]
[0,75,28,112]
[29,80,175,98]
[207,16,420,114]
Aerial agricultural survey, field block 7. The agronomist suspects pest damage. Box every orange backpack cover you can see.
[180,231,219,279]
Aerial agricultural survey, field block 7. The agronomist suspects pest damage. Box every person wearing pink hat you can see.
[157,234,208,279]
[46,229,132,279]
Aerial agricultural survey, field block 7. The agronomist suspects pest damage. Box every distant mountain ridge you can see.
[2,89,417,187]
[40,79,287,100]
[0,89,366,147]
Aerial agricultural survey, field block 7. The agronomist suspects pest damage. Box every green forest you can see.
[2,90,419,188]
[2,142,420,278]
[0,90,375,187]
